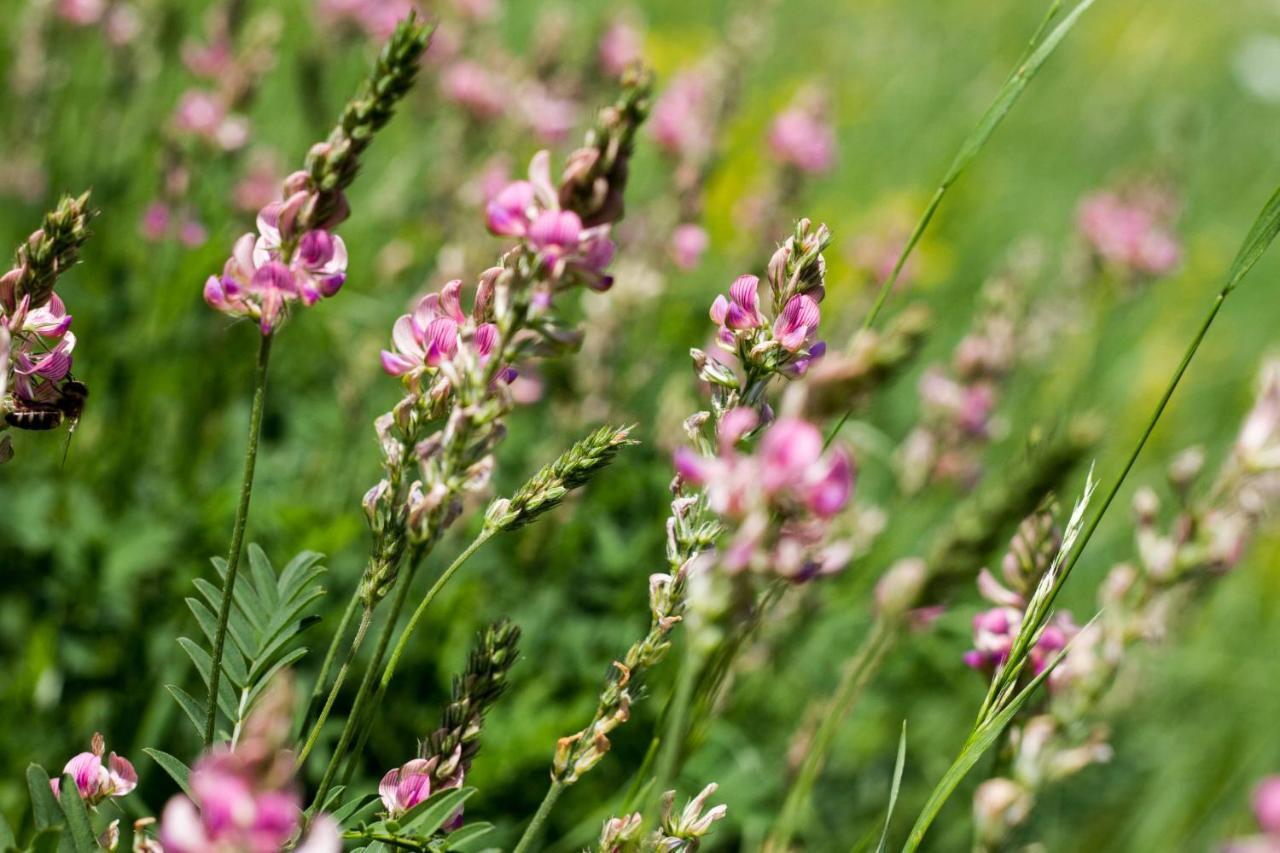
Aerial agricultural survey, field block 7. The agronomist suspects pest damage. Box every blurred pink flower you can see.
[1077,188,1181,278]
[598,20,643,77]
[56,0,105,25]
[676,413,855,581]
[441,61,506,121]
[650,71,711,159]
[670,223,708,270]
[768,100,836,175]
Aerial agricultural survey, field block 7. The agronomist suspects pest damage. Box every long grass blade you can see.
[874,722,909,853]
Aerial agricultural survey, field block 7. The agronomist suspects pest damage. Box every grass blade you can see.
[859,0,1098,333]
[874,722,908,853]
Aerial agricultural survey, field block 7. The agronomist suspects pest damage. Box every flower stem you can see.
[651,644,699,814]
[302,585,361,732]
[380,527,495,692]
[512,780,566,853]
[204,331,273,748]
[336,527,497,787]
[310,546,424,812]
[297,603,374,766]
[767,618,895,852]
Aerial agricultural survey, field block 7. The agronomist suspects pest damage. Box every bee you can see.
[4,378,89,432]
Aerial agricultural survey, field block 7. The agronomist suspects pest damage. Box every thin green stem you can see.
[297,604,374,765]
[305,586,361,726]
[204,331,273,748]
[512,780,566,853]
[380,528,495,693]
[768,619,895,852]
[310,547,424,812]
[337,527,496,786]
[651,645,699,816]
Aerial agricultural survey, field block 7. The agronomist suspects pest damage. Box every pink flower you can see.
[1077,189,1181,278]
[441,62,506,121]
[772,294,821,352]
[676,414,855,581]
[768,102,836,175]
[486,181,537,237]
[56,0,105,25]
[381,279,500,380]
[183,37,235,79]
[174,90,226,137]
[650,72,710,159]
[50,734,137,806]
[379,759,434,817]
[598,20,643,77]
[141,202,171,242]
[670,223,708,270]
[710,275,766,334]
[529,210,584,266]
[1255,777,1280,836]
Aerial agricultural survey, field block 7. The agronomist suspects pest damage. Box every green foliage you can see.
[172,546,326,741]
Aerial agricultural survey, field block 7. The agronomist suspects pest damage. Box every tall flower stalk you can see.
[513,219,852,852]
[201,13,432,749]
[303,70,654,811]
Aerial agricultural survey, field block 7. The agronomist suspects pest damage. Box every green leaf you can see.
[396,788,475,838]
[247,545,280,612]
[26,827,62,853]
[56,775,97,853]
[184,548,327,741]
[874,722,908,853]
[25,766,62,832]
[332,795,382,829]
[167,684,207,736]
[0,806,14,849]
[143,749,192,797]
[446,822,495,851]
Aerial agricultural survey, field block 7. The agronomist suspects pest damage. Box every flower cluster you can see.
[964,506,1076,677]
[1223,776,1280,853]
[767,88,836,175]
[1076,184,1181,280]
[156,679,340,853]
[485,151,617,292]
[897,261,1032,493]
[204,191,350,334]
[50,733,137,806]
[675,412,854,580]
[0,192,94,455]
[204,15,430,334]
[595,784,728,853]
[700,218,832,386]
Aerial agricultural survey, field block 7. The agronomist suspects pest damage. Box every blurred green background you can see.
[2,0,1280,849]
